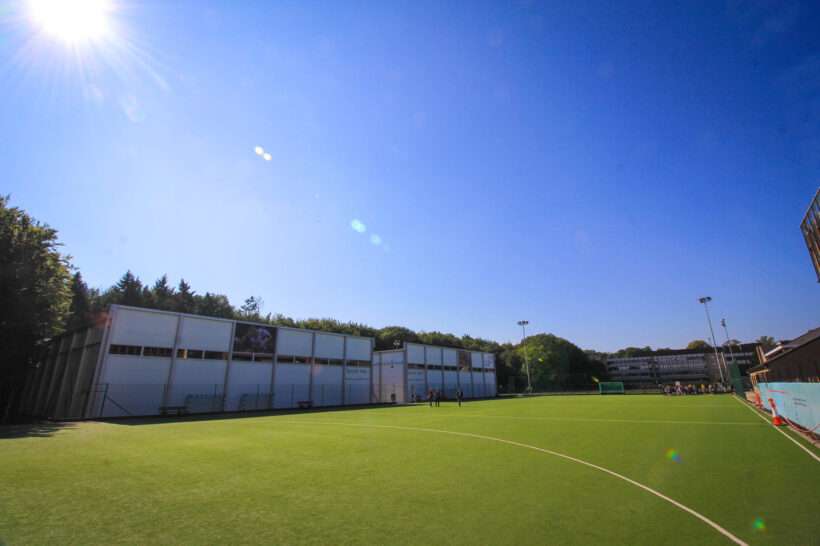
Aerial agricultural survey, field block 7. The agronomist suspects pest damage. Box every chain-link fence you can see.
[89,383,404,418]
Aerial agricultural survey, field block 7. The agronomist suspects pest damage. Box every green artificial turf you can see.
[1,395,818,545]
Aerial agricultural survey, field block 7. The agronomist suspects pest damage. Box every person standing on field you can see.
[434,389,441,407]
[428,389,433,407]
[457,389,463,407]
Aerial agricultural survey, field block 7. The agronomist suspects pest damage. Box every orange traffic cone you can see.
[768,398,786,426]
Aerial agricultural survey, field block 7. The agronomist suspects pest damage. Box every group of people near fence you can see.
[662,383,730,395]
[421,389,465,407]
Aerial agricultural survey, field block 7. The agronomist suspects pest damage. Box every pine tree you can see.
[66,272,91,329]
[114,271,144,307]
[175,279,196,313]
[151,274,175,310]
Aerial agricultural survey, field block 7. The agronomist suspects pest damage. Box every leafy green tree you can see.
[756,336,776,351]
[239,296,264,321]
[0,196,72,421]
[686,339,711,351]
[375,326,420,350]
[196,292,235,319]
[516,334,596,390]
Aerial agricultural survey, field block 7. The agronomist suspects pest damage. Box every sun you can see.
[28,0,113,44]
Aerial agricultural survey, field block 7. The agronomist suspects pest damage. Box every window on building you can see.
[253,354,273,362]
[294,356,311,365]
[277,355,295,364]
[203,351,227,360]
[186,349,204,359]
[109,344,141,356]
[232,352,253,361]
[142,347,173,357]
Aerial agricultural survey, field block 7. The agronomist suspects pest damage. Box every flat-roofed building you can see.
[372,342,497,403]
[606,344,760,386]
[21,305,374,419]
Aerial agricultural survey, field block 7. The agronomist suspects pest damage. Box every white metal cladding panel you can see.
[313,364,343,384]
[314,334,344,359]
[312,365,343,406]
[459,371,473,393]
[426,369,442,387]
[407,344,425,364]
[225,362,273,411]
[425,346,442,365]
[276,363,310,385]
[179,317,232,352]
[277,329,313,356]
[376,363,404,403]
[101,355,170,385]
[346,337,372,361]
[168,361,227,407]
[471,352,484,369]
[443,348,458,366]
[99,355,170,417]
[378,351,405,365]
[484,372,497,393]
[443,371,459,387]
[110,308,177,348]
[408,370,426,399]
[344,366,370,383]
[484,353,495,368]
[173,360,226,386]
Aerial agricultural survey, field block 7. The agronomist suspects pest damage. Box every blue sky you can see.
[2,0,819,351]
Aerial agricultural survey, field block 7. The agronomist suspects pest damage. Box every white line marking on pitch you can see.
[731,396,820,463]
[282,419,748,546]
[449,414,762,427]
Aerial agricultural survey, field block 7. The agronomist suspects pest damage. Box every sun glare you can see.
[28,0,113,44]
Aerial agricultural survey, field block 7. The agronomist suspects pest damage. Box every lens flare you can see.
[350,219,366,233]
[665,449,681,463]
[263,152,272,161]
[753,517,766,531]
[370,234,382,245]
[254,146,264,156]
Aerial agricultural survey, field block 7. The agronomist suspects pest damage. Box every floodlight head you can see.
[517,320,529,326]
[721,318,726,327]
[698,296,712,304]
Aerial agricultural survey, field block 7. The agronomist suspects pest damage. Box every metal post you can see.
[721,318,736,384]
[85,307,116,419]
[308,332,316,404]
[161,314,184,410]
[269,327,279,409]
[698,297,725,385]
[221,320,237,412]
[518,320,531,392]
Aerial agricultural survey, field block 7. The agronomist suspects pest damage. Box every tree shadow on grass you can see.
[104,402,416,427]
[0,420,74,440]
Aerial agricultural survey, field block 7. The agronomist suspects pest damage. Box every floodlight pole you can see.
[517,320,531,393]
[721,318,735,380]
[698,297,725,385]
